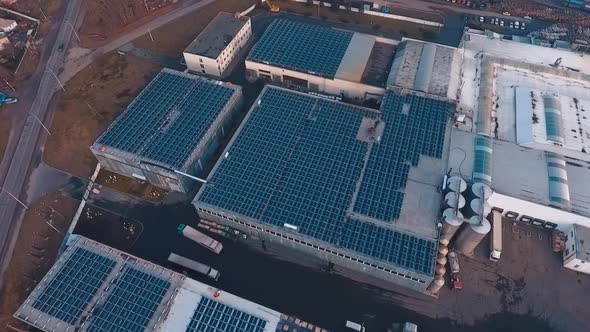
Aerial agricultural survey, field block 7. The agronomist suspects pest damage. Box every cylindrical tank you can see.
[438,245,449,256]
[439,238,450,246]
[470,198,492,217]
[435,264,446,276]
[471,182,492,199]
[455,218,491,255]
[440,208,464,242]
[437,253,447,266]
[444,192,466,209]
[427,276,445,294]
[447,176,467,192]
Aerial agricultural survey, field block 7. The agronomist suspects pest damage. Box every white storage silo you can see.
[454,218,491,255]
[440,208,464,242]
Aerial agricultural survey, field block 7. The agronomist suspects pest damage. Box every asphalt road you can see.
[0,0,83,287]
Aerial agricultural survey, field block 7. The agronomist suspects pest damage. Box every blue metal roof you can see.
[196,87,452,276]
[95,69,239,170]
[247,18,353,78]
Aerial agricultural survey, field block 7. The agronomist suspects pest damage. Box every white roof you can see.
[335,33,375,82]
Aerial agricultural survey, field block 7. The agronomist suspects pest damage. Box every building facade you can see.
[563,224,590,274]
[184,12,252,78]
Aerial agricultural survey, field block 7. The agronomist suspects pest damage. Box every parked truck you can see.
[178,224,223,254]
[489,211,502,261]
[168,253,220,280]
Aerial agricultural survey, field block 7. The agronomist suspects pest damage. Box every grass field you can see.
[0,192,78,331]
[44,54,162,178]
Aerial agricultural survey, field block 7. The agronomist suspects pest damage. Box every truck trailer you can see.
[489,211,503,261]
[178,224,223,254]
[167,252,220,280]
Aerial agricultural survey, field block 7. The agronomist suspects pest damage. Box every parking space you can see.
[463,13,532,33]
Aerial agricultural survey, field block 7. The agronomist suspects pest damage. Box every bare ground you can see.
[43,54,162,178]
[79,0,179,48]
[0,191,79,331]
[133,0,257,57]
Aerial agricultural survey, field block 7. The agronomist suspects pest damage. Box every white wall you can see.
[185,19,252,77]
[488,192,590,231]
[245,61,385,99]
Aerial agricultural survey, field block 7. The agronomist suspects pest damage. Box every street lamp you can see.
[65,21,80,43]
[28,111,51,136]
[0,186,28,210]
[45,68,66,93]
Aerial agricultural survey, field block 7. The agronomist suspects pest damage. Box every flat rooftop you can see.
[195,86,454,277]
[14,235,325,332]
[91,69,241,171]
[387,39,461,99]
[184,12,249,58]
[247,18,395,84]
[448,30,590,219]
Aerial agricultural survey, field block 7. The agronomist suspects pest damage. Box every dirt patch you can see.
[133,0,257,57]
[0,191,79,331]
[275,0,439,39]
[95,169,168,202]
[79,0,178,48]
[43,53,162,178]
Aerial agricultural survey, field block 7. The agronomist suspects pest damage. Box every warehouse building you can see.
[15,236,326,332]
[193,86,454,293]
[90,69,242,193]
[246,18,397,100]
[437,30,590,261]
[386,39,461,100]
[184,12,252,78]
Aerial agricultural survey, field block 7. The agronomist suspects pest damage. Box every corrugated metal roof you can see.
[472,134,493,185]
[334,33,375,83]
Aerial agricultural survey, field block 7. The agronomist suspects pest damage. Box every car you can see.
[515,21,520,28]
[500,20,504,27]
[509,22,514,28]
[524,15,532,20]
[479,16,484,23]
[521,23,526,30]
[503,11,511,16]
[466,1,471,6]
[489,18,494,24]
[57,44,64,52]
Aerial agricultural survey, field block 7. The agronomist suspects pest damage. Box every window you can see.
[565,249,570,255]
[201,69,205,74]
[574,264,580,268]
[199,58,203,63]
[200,64,204,69]
[572,244,575,251]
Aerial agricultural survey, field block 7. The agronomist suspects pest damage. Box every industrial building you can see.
[183,12,251,78]
[14,235,327,332]
[246,18,397,100]
[90,69,242,193]
[193,85,455,293]
[563,224,590,274]
[386,39,461,100]
[429,29,590,267]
